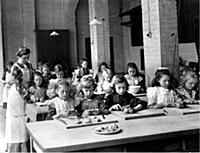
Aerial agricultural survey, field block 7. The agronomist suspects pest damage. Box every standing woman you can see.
[5,47,34,152]
[5,66,29,152]
[11,47,34,88]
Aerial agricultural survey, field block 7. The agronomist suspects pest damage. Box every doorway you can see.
[36,30,70,70]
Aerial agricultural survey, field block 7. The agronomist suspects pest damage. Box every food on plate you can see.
[94,124,120,134]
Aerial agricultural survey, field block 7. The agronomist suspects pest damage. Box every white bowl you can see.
[128,85,141,94]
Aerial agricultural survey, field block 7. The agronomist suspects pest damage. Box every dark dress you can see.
[76,67,90,80]
[105,91,147,109]
[75,94,109,116]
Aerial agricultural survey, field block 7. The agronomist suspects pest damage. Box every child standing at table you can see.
[176,70,199,104]
[147,67,183,109]
[75,76,109,117]
[5,66,29,152]
[105,74,147,113]
[45,79,76,120]
[1,61,14,109]
[29,71,47,103]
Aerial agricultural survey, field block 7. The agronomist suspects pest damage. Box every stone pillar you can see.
[89,0,110,73]
[0,0,4,104]
[0,0,4,74]
[23,0,37,68]
[141,0,179,86]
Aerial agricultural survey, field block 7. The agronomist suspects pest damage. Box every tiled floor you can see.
[0,106,6,152]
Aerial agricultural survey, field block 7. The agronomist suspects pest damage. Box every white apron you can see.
[2,72,13,103]
[5,84,28,143]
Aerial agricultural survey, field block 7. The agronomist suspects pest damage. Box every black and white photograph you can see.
[0,0,199,152]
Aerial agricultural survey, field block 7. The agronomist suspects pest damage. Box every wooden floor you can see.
[0,106,6,153]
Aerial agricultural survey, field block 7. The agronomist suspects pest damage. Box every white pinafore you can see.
[5,84,28,143]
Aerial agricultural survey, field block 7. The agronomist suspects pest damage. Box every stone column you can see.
[141,0,179,86]
[23,0,37,68]
[0,0,4,75]
[0,0,4,104]
[89,0,110,73]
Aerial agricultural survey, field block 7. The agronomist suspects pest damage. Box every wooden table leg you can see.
[30,137,33,153]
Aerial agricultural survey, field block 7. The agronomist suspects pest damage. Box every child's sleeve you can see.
[97,96,110,115]
[43,98,55,108]
[147,87,157,108]
[105,94,113,109]
[45,105,56,120]
[130,96,147,109]
[74,96,83,116]
[1,71,6,81]
[195,89,199,100]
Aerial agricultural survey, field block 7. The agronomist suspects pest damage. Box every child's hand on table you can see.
[109,104,122,111]
[153,104,165,109]
[82,110,91,118]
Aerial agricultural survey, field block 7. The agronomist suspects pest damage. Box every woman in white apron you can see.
[5,47,33,152]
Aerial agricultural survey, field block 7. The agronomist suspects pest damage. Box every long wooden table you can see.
[26,111,200,152]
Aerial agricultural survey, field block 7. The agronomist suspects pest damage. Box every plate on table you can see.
[93,124,122,135]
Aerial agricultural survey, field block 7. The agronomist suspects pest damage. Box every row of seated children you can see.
[2,58,199,120]
[42,68,198,120]
[28,63,72,103]
[31,59,145,103]
[94,62,145,94]
[43,74,147,120]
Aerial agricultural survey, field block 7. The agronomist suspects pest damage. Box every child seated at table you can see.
[42,63,54,86]
[75,75,109,117]
[96,69,113,98]
[76,58,90,80]
[124,62,145,93]
[46,65,67,99]
[94,62,109,84]
[29,71,47,103]
[147,67,184,109]
[176,70,199,104]
[45,79,76,120]
[105,74,147,113]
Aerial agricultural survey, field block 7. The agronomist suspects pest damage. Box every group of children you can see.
[1,48,199,152]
